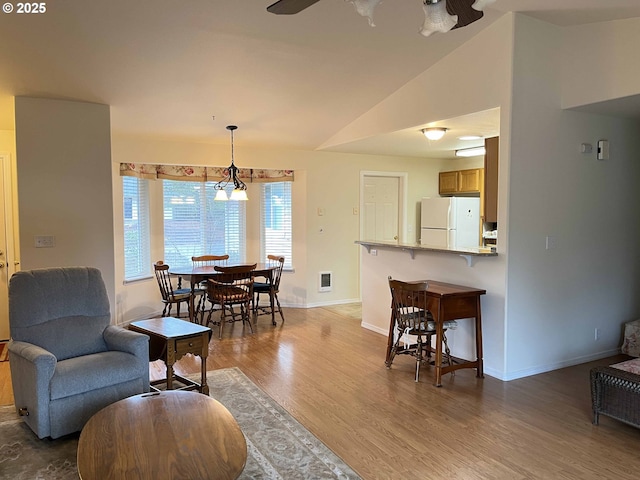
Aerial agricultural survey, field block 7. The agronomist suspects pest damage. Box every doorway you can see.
[360,172,407,244]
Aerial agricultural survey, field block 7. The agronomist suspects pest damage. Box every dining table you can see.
[169,263,278,324]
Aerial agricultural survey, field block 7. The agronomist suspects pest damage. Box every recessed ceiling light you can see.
[458,135,482,141]
[455,146,486,157]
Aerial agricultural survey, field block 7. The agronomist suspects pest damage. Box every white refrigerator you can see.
[420,197,480,248]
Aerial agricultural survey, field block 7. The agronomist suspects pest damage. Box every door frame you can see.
[359,171,408,244]
[0,153,18,341]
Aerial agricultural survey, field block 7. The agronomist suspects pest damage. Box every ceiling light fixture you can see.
[455,146,486,157]
[458,135,483,141]
[351,0,496,36]
[213,125,248,201]
[422,127,448,141]
[267,0,496,37]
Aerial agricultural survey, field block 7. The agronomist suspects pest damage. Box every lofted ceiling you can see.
[1,0,639,159]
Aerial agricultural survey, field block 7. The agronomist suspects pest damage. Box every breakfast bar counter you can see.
[355,240,497,266]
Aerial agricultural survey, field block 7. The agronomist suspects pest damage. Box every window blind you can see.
[123,177,151,280]
[260,182,292,269]
[163,180,246,268]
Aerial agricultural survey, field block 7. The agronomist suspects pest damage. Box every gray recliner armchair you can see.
[8,267,150,439]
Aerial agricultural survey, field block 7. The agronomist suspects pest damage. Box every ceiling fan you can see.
[267,0,495,37]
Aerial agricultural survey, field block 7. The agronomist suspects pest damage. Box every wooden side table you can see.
[77,390,247,480]
[385,280,486,387]
[129,317,211,395]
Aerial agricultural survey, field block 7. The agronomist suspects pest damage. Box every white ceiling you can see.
[1,0,639,158]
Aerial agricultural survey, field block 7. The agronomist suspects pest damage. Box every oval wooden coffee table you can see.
[77,390,247,480]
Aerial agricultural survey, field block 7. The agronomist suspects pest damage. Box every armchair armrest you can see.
[8,340,57,375]
[8,340,57,438]
[103,325,149,361]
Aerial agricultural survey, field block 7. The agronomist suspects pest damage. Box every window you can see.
[163,180,246,267]
[261,182,292,268]
[123,177,151,280]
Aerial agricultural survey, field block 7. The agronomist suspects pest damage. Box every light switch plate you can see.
[35,235,55,248]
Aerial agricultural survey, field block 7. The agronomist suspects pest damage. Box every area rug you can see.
[0,367,361,480]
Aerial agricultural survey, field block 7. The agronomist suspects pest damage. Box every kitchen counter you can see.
[355,240,497,266]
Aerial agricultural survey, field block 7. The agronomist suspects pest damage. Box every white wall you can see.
[562,17,640,110]
[111,135,447,323]
[505,15,640,379]
[14,97,116,313]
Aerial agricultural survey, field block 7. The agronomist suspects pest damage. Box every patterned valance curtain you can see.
[119,163,294,183]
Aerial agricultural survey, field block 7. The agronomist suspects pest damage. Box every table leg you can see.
[434,304,444,387]
[269,285,276,325]
[385,303,396,366]
[190,280,197,323]
[200,332,209,395]
[166,339,175,390]
[475,295,484,378]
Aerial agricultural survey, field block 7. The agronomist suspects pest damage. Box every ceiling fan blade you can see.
[447,0,484,29]
[267,0,323,15]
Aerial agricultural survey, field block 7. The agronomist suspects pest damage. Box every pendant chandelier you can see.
[214,125,248,201]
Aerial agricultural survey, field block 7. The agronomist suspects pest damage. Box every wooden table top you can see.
[129,316,211,339]
[77,390,247,480]
[170,263,276,277]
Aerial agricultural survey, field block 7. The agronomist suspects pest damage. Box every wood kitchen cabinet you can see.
[459,168,482,193]
[439,168,483,195]
[438,170,459,194]
[483,136,499,223]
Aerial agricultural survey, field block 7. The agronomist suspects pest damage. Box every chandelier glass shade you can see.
[213,125,248,201]
[422,127,448,140]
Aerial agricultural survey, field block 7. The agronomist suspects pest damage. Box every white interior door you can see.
[362,175,399,243]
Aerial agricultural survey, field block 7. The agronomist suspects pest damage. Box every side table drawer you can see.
[176,335,203,355]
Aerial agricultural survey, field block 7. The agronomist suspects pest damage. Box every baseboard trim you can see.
[499,348,622,382]
[298,298,361,309]
[360,322,388,336]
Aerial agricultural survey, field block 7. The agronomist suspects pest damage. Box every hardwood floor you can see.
[2,305,640,479]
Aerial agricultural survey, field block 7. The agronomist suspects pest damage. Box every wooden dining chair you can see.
[253,255,285,325]
[154,261,204,320]
[386,277,456,382]
[192,255,230,319]
[205,264,257,338]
